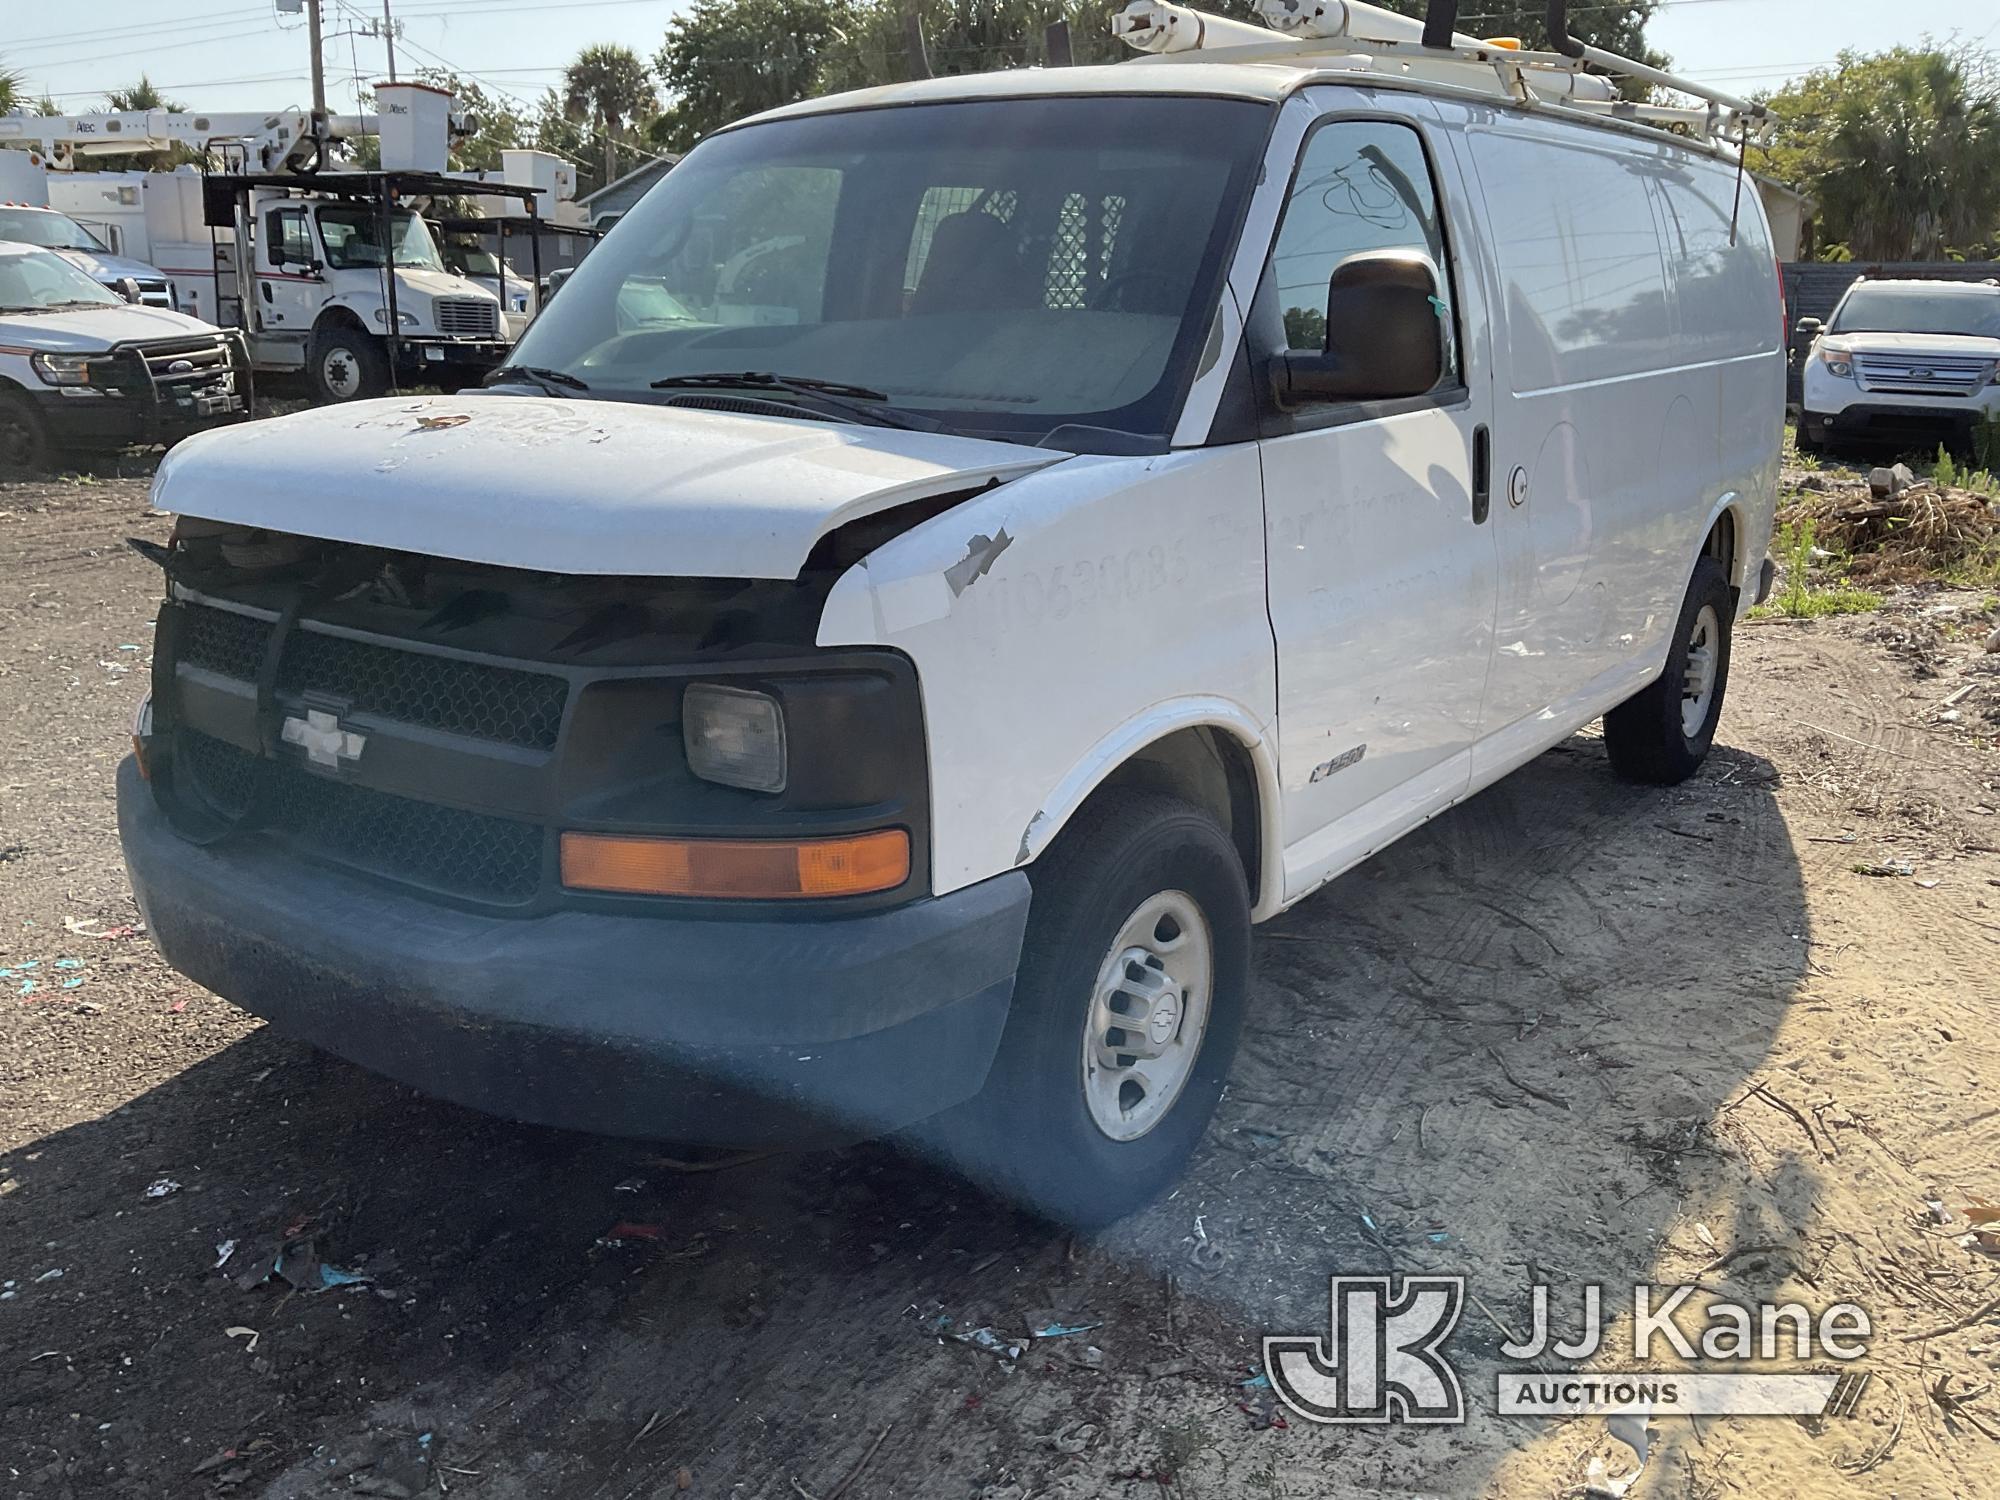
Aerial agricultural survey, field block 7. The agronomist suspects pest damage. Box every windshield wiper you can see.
[483,364,590,397]
[649,371,939,432]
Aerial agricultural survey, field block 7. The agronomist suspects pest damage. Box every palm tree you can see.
[106,75,187,112]
[562,44,657,189]
[0,62,23,115]
[1797,48,2000,261]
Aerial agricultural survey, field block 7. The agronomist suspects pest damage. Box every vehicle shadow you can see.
[0,730,1808,1498]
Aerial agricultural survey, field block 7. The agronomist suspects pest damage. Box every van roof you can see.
[748,61,1309,123]
[741,55,1754,164]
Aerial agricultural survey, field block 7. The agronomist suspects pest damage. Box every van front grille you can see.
[176,602,569,751]
[177,730,544,903]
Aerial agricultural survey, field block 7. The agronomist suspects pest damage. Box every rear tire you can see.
[309,326,389,404]
[0,395,50,473]
[1604,556,1734,785]
[922,788,1251,1228]
[1793,419,1823,456]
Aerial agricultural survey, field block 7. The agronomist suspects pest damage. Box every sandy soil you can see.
[2,468,1997,1500]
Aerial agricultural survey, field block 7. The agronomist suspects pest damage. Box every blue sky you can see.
[11,0,1999,118]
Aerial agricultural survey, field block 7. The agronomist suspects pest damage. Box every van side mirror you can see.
[1794,317,1823,338]
[1272,250,1446,406]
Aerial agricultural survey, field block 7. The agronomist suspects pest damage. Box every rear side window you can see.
[1269,119,1459,383]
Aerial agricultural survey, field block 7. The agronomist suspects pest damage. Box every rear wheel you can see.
[1793,419,1823,456]
[0,395,50,473]
[1604,556,1734,785]
[923,788,1251,1227]
[310,326,389,403]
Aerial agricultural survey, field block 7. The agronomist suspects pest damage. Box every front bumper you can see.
[394,339,510,374]
[1800,401,1991,447]
[119,758,1029,1146]
[34,387,247,452]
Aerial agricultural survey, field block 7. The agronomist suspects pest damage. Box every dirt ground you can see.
[2,464,1998,1500]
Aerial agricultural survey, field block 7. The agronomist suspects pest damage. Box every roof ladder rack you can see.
[1111,0,1771,151]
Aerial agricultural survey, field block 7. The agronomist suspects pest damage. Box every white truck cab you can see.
[0,241,246,470]
[1796,277,2000,456]
[120,0,1783,1224]
[236,188,509,401]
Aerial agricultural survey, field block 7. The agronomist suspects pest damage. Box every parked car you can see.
[120,37,1782,1224]
[1796,278,2000,456]
[0,203,176,309]
[0,241,248,471]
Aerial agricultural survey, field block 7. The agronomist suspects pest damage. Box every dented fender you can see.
[818,446,1278,905]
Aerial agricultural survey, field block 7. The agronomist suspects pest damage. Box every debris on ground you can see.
[231,1233,378,1295]
[1582,1411,1655,1498]
[143,1177,181,1199]
[934,1315,1024,1361]
[1780,469,2000,586]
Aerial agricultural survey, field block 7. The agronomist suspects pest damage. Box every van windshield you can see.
[1832,287,2000,339]
[506,95,1272,445]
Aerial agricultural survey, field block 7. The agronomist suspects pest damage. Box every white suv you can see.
[1797,278,2000,456]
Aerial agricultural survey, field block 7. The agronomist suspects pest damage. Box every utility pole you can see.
[306,0,329,138]
[381,0,399,81]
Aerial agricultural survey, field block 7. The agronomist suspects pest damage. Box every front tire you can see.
[924,789,1251,1227]
[309,326,389,404]
[1604,556,1734,785]
[0,395,51,472]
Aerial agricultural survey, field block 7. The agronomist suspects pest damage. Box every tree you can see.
[1764,46,2000,262]
[563,44,658,188]
[105,75,187,112]
[0,62,22,115]
[651,0,854,153]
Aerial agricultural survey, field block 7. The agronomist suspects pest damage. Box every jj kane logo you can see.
[1267,1277,1874,1427]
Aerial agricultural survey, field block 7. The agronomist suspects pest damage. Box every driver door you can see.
[258,204,321,333]
[1255,110,1499,897]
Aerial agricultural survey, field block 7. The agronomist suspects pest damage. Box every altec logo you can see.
[1264,1276,1466,1424]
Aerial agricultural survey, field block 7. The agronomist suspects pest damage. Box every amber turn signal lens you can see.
[560,829,910,899]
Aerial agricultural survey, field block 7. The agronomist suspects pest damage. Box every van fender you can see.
[1016,696,1286,919]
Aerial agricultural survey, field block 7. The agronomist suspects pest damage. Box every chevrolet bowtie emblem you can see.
[282,709,366,770]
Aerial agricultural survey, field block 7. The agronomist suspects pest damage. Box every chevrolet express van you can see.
[119,9,1783,1224]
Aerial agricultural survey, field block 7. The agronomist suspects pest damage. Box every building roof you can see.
[576,154,681,210]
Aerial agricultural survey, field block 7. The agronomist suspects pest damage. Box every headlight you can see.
[371,308,420,327]
[31,352,96,386]
[1817,344,1854,379]
[682,683,786,793]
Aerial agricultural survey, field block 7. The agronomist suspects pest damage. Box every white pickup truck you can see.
[119,2,1782,1224]
[0,241,247,470]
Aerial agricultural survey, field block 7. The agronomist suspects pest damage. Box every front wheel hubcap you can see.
[1082,890,1213,1142]
[1681,603,1720,738]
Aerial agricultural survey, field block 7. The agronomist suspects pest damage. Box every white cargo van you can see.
[120,0,1783,1223]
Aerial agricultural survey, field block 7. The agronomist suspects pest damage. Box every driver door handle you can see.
[1471,424,1491,526]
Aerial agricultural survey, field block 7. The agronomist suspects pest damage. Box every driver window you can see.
[266,207,313,268]
[1269,119,1458,378]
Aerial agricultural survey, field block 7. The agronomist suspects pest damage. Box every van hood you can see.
[153,393,1068,580]
[0,302,222,351]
